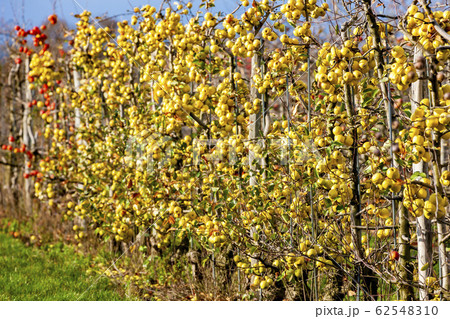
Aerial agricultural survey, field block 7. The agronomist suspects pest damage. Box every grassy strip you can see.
[0,233,128,300]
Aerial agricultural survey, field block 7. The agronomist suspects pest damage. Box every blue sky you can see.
[0,0,242,29]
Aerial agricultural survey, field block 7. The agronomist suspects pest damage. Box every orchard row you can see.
[2,0,450,300]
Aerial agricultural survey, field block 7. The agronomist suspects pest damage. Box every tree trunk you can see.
[341,24,377,300]
[323,267,345,300]
[398,201,414,300]
[361,0,417,300]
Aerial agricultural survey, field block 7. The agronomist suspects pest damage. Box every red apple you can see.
[390,250,400,261]
[48,14,57,24]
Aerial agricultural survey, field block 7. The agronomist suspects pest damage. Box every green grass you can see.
[0,233,128,300]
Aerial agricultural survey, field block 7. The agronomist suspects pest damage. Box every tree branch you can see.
[0,160,19,167]
[189,112,210,131]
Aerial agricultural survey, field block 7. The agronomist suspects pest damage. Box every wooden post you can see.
[249,55,262,187]
[22,57,34,215]
[411,47,433,300]
[6,65,20,206]
[426,52,450,295]
[248,42,262,300]
[438,139,449,294]
[72,68,88,237]
[73,69,82,129]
